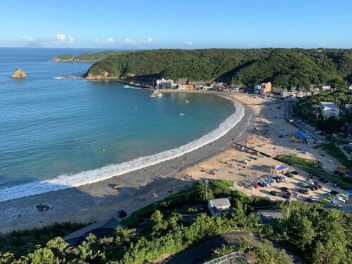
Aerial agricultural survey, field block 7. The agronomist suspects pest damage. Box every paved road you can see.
[165,232,253,264]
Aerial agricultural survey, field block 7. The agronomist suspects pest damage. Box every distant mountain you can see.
[21,43,43,48]
[52,50,131,62]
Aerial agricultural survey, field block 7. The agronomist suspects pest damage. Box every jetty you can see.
[150,89,162,97]
[116,79,151,89]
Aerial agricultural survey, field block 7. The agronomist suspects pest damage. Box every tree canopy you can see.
[84,48,352,89]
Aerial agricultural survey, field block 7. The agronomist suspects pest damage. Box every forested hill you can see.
[84,48,352,90]
[52,50,130,62]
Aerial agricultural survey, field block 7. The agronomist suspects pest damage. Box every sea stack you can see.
[12,68,27,79]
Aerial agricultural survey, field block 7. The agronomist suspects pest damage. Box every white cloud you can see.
[122,37,154,45]
[56,34,66,41]
[184,40,192,45]
[107,37,115,43]
[123,38,136,45]
[94,38,100,44]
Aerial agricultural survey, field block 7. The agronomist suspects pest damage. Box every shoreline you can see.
[0,92,253,233]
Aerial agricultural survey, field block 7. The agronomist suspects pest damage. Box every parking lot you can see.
[236,168,348,206]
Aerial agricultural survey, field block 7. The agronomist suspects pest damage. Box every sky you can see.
[0,0,351,49]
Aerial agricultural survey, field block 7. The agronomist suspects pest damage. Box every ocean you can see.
[0,48,238,201]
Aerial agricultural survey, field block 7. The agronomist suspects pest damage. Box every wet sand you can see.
[0,91,254,233]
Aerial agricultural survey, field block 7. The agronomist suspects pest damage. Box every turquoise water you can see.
[0,48,235,192]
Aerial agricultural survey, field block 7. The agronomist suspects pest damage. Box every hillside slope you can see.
[84,48,352,89]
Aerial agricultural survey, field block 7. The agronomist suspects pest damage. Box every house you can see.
[254,82,272,95]
[243,85,255,94]
[178,84,188,90]
[319,102,340,118]
[280,91,291,98]
[348,85,352,91]
[255,210,283,224]
[320,85,331,91]
[187,84,194,90]
[64,218,122,246]
[271,164,288,174]
[155,78,175,89]
[208,198,231,216]
[194,81,204,90]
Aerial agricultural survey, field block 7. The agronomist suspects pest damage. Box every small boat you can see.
[179,112,184,116]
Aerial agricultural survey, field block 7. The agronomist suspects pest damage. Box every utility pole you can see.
[153,193,158,210]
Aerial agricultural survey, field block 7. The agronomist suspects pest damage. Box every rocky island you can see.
[12,68,27,79]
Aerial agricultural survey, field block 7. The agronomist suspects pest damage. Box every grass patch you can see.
[321,143,352,167]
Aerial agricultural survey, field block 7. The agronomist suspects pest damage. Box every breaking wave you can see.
[0,96,244,202]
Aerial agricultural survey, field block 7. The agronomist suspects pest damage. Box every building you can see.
[208,198,231,216]
[320,85,331,92]
[155,78,175,89]
[254,82,272,95]
[271,164,288,174]
[319,102,340,118]
[280,91,291,98]
[348,85,352,91]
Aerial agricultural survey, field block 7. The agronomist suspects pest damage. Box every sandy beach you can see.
[0,91,340,233]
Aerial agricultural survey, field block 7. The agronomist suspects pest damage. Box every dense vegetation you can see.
[1,180,351,263]
[293,90,352,133]
[0,222,89,260]
[84,48,352,88]
[53,50,129,62]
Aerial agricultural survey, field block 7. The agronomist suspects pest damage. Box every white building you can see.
[319,102,340,118]
[320,85,331,92]
[156,78,175,89]
[208,198,231,217]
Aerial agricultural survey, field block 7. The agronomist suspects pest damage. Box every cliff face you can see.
[12,68,27,79]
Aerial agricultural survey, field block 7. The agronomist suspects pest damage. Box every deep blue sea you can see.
[0,48,236,199]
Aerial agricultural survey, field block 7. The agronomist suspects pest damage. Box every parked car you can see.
[282,193,291,199]
[290,170,299,175]
[298,189,309,194]
[330,190,339,195]
[270,191,279,196]
[244,184,254,190]
[280,187,290,192]
[284,172,294,178]
[305,197,313,202]
[251,183,259,189]
[291,191,300,198]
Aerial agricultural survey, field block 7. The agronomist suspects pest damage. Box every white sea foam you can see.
[0,97,244,202]
[53,76,64,80]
